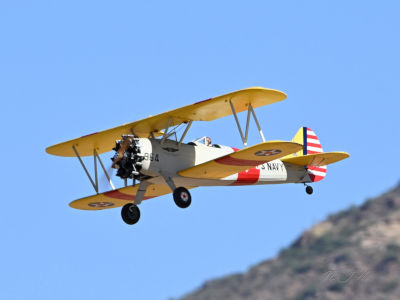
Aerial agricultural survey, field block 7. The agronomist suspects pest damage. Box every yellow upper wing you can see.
[281,152,350,166]
[46,87,286,157]
[178,141,302,179]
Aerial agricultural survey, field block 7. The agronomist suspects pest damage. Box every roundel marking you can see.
[88,202,115,208]
[254,149,282,156]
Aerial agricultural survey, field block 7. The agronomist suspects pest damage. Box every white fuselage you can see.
[136,138,310,187]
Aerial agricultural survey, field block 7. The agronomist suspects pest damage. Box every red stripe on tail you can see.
[305,127,326,182]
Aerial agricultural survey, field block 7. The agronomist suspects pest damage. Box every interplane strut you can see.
[72,145,115,193]
[229,101,266,146]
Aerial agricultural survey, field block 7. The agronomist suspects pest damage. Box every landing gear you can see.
[159,172,192,209]
[173,187,192,208]
[121,203,141,225]
[305,185,313,195]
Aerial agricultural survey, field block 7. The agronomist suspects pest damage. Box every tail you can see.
[291,127,327,182]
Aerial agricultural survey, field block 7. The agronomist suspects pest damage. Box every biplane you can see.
[46,87,349,225]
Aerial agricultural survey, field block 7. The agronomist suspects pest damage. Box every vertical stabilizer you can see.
[289,127,327,182]
[303,127,326,182]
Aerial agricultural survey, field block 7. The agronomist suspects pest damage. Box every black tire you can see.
[306,186,313,195]
[173,187,192,208]
[121,203,141,225]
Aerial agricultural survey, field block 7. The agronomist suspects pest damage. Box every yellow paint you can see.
[282,127,305,160]
[46,87,286,157]
[69,184,173,210]
[179,141,302,179]
[291,127,305,157]
[281,151,350,166]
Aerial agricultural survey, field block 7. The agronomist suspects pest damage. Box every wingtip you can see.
[336,151,350,158]
[45,145,54,155]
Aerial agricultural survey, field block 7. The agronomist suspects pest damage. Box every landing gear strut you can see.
[305,185,313,195]
[160,172,192,209]
[121,203,141,225]
[173,187,192,208]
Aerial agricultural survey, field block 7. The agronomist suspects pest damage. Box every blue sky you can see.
[1,1,399,299]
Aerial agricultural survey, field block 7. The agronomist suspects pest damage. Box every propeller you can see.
[111,136,134,168]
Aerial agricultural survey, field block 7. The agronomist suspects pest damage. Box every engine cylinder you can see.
[111,136,144,180]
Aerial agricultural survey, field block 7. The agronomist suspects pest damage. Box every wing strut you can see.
[229,101,266,147]
[178,121,192,146]
[160,117,172,146]
[72,145,115,194]
[160,118,193,149]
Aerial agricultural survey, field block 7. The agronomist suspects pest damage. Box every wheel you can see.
[173,187,192,208]
[121,203,141,225]
[306,185,313,195]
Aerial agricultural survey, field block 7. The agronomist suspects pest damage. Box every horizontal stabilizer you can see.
[281,151,350,167]
[178,141,302,179]
[69,184,173,210]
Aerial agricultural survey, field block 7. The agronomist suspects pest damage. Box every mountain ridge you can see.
[179,182,400,300]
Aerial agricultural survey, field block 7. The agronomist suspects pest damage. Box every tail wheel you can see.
[173,187,192,208]
[121,203,141,225]
[305,185,313,195]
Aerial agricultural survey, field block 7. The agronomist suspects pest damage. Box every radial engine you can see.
[111,135,144,180]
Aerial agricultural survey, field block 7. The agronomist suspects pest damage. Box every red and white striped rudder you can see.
[303,127,326,182]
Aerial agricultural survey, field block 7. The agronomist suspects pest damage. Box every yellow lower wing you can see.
[281,152,350,166]
[179,141,302,179]
[70,184,173,210]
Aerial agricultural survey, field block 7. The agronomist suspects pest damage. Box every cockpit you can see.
[188,137,236,152]
[191,136,212,146]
